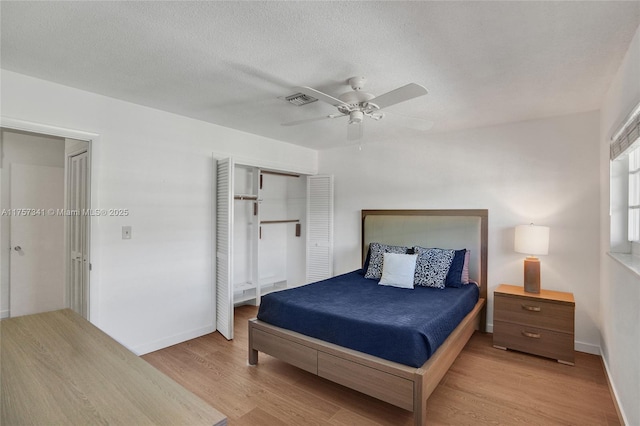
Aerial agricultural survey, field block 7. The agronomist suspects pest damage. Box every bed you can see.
[248,209,488,425]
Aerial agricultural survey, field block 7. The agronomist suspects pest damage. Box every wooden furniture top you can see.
[1,309,227,426]
[495,284,575,305]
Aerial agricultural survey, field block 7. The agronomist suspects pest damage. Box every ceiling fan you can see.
[281,76,430,141]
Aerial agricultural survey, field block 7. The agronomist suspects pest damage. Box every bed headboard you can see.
[361,209,488,330]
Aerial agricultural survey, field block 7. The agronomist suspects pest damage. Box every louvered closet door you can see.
[216,158,234,340]
[306,175,334,282]
[68,150,89,318]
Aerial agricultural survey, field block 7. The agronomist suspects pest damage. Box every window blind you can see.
[610,101,640,160]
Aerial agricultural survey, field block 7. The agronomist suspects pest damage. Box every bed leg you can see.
[248,319,258,365]
[414,379,427,425]
[249,348,258,365]
[414,400,427,426]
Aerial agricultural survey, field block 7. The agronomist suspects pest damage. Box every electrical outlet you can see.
[122,226,132,240]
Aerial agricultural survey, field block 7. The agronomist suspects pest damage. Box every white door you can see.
[215,157,234,340]
[306,175,334,282]
[67,150,89,318]
[10,163,65,317]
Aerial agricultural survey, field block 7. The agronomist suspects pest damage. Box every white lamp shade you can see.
[514,224,550,256]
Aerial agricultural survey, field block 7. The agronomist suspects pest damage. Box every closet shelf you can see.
[234,281,257,304]
[260,280,287,297]
[235,282,257,291]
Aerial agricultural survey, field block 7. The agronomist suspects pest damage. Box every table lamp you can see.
[514,224,550,294]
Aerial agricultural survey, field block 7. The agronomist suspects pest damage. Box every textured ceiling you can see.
[1,1,639,150]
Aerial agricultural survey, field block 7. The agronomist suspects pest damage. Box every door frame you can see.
[0,117,101,323]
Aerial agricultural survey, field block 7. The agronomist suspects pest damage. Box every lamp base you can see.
[523,257,540,294]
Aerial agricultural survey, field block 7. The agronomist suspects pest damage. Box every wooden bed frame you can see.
[248,209,488,425]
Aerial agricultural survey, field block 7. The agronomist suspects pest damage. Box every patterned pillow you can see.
[413,247,455,289]
[364,242,410,279]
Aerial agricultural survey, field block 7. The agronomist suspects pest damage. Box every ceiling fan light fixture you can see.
[349,110,364,124]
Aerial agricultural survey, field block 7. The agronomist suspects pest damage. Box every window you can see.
[610,100,640,251]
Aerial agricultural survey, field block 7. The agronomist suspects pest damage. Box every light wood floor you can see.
[143,306,621,425]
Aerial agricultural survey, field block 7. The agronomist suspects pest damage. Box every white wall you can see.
[599,24,640,426]
[0,70,317,354]
[319,111,601,353]
[0,130,66,318]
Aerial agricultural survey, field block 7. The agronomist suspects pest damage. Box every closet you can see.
[214,157,333,340]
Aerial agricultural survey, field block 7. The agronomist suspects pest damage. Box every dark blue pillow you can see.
[445,249,466,288]
[359,246,372,275]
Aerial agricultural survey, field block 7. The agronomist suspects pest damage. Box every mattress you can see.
[257,270,480,367]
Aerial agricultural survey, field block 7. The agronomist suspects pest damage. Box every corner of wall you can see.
[600,350,630,426]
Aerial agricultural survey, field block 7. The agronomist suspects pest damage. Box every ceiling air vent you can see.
[281,93,318,106]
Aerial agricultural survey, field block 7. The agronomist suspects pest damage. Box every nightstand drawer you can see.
[493,320,574,364]
[494,293,574,333]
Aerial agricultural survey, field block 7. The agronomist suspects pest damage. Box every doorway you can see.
[0,128,91,318]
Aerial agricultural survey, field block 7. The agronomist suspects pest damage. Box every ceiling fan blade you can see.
[368,83,428,110]
[347,122,363,141]
[281,114,347,127]
[294,86,350,108]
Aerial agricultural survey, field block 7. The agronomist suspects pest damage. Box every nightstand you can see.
[493,284,575,365]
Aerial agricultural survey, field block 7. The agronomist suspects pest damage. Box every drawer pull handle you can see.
[522,331,541,339]
[521,304,541,312]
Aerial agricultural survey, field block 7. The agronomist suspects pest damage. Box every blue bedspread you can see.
[257,270,480,367]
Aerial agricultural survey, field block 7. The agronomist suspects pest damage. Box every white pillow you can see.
[378,253,418,289]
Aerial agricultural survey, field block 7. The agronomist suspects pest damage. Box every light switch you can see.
[122,226,132,240]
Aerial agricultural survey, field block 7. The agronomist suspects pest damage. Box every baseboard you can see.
[601,352,629,426]
[1,309,9,319]
[574,340,600,355]
[131,324,216,356]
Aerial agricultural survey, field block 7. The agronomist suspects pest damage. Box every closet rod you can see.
[259,220,301,237]
[260,219,300,224]
[234,195,258,201]
[260,170,300,178]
